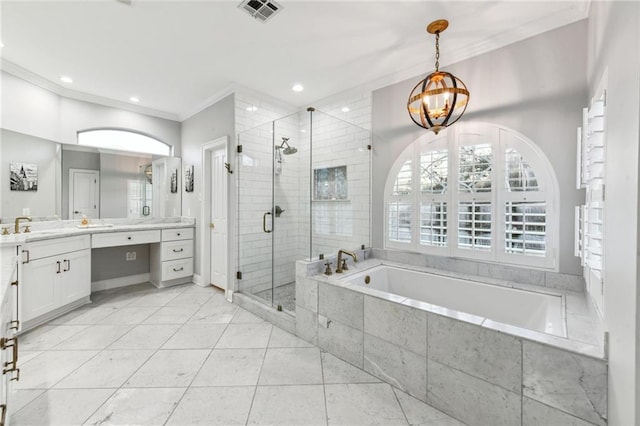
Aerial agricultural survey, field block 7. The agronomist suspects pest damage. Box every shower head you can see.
[277,137,297,155]
[283,146,297,155]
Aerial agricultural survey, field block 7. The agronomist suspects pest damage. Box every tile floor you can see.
[253,282,296,313]
[10,282,464,425]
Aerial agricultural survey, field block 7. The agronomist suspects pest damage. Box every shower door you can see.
[236,113,309,313]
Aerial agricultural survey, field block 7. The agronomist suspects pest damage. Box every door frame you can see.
[200,136,234,299]
[69,168,100,219]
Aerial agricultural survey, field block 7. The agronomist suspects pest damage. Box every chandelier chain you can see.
[434,31,440,71]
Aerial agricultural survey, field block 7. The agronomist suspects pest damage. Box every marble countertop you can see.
[0,217,195,246]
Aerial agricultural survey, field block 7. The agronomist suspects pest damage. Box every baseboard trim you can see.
[92,273,151,292]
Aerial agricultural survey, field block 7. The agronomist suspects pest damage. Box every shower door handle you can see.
[263,212,272,233]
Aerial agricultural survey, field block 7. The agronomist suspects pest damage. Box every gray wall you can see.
[0,129,61,218]
[91,244,150,281]
[61,149,100,219]
[100,153,151,218]
[372,20,588,276]
[586,2,640,424]
[180,94,235,277]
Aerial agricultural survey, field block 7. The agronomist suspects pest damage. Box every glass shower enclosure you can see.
[236,109,372,314]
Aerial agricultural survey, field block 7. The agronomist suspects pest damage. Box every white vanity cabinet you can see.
[0,244,20,426]
[20,235,91,330]
[150,228,194,288]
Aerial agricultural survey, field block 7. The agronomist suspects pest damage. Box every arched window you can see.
[77,129,171,156]
[385,123,559,269]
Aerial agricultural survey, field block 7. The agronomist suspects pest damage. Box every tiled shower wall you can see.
[234,89,373,294]
[309,112,371,259]
[235,92,300,294]
[309,92,373,259]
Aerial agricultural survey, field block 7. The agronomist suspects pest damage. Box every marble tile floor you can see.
[253,282,296,313]
[10,282,464,426]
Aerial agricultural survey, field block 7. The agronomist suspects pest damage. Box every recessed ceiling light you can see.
[341,107,350,113]
[246,106,258,112]
[60,76,73,83]
[130,97,140,103]
[292,84,304,92]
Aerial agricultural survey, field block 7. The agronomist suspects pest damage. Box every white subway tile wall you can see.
[234,89,372,298]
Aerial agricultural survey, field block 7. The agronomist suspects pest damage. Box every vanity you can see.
[4,219,195,333]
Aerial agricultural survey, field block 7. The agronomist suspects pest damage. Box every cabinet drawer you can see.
[22,235,90,262]
[161,228,194,242]
[162,258,193,281]
[92,230,161,248]
[161,240,193,261]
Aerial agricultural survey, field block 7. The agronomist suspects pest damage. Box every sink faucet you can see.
[14,216,32,234]
[335,249,358,273]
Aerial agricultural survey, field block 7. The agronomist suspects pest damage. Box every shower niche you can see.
[236,109,373,314]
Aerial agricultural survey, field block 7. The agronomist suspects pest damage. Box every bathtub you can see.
[342,264,566,337]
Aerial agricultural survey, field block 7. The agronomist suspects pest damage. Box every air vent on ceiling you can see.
[238,0,282,23]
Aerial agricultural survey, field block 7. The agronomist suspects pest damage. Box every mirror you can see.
[0,129,182,220]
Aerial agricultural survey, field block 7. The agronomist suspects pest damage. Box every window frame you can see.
[384,122,559,270]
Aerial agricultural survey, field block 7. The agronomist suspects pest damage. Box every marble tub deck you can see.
[10,282,462,426]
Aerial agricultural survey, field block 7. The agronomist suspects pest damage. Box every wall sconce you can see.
[407,19,470,134]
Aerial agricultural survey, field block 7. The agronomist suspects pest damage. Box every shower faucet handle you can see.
[324,262,333,276]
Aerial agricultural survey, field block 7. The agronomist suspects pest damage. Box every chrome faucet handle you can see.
[324,262,333,276]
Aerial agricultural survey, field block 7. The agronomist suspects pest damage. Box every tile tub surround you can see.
[295,256,608,426]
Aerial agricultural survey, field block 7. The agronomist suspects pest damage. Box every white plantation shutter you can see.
[384,123,558,269]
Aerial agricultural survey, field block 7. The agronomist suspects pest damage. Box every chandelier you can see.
[407,19,470,134]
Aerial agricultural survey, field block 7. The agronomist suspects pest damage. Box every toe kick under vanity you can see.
[2,219,195,334]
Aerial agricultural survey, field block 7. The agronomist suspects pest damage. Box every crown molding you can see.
[178,83,238,122]
[1,59,180,122]
[361,5,590,96]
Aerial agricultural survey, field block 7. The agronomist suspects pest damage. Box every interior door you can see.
[210,147,228,289]
[69,169,99,219]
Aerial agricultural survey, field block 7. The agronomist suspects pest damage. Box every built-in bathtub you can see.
[294,253,608,426]
[343,264,565,337]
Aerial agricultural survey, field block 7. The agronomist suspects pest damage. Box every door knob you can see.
[209,223,215,229]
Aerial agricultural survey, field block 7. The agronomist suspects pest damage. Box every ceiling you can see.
[1,1,589,121]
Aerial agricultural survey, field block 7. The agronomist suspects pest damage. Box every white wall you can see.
[587,2,640,424]
[372,20,588,276]
[1,71,181,154]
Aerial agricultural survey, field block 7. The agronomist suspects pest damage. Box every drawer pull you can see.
[64,259,71,272]
[1,337,19,380]
[9,320,19,331]
[56,261,62,274]
[177,232,181,236]
[127,236,132,240]
[172,248,184,253]
[22,249,30,264]
[1,403,6,426]
[173,267,184,272]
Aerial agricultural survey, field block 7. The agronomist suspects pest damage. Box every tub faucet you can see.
[14,216,32,234]
[336,249,357,273]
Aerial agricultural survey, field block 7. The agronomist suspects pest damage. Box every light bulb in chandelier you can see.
[407,19,470,134]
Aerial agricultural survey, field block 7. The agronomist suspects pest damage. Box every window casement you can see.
[385,123,558,270]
